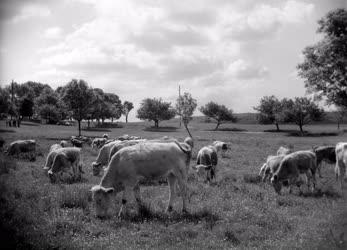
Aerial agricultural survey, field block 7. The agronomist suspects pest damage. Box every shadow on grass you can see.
[21,122,40,126]
[243,174,262,184]
[287,131,340,137]
[301,188,341,199]
[143,126,179,132]
[204,127,247,132]
[126,203,219,227]
[0,129,16,133]
[83,128,112,132]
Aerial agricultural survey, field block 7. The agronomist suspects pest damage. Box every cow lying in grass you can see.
[47,147,83,183]
[312,145,336,178]
[91,139,192,218]
[193,141,227,182]
[6,139,36,155]
[335,142,347,192]
[271,150,317,195]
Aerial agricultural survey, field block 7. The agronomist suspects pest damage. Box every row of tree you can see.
[0,80,134,135]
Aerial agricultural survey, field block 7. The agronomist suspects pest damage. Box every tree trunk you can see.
[126,115,128,123]
[299,124,304,136]
[184,122,193,138]
[87,119,90,129]
[337,121,340,130]
[154,120,159,128]
[275,122,280,132]
[214,122,220,131]
[78,120,81,136]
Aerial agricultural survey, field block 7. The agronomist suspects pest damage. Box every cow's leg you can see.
[166,173,177,212]
[133,184,143,208]
[335,160,345,192]
[118,185,132,218]
[176,172,188,214]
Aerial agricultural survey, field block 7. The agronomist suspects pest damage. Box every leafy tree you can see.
[19,97,34,119]
[0,87,10,115]
[137,98,176,128]
[105,93,122,122]
[253,95,284,131]
[35,87,64,123]
[62,79,94,136]
[200,101,236,130]
[122,101,134,123]
[38,104,60,124]
[176,92,197,137]
[297,9,347,108]
[283,97,325,134]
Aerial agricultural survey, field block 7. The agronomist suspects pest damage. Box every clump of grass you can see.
[224,229,241,245]
[302,187,341,199]
[59,184,92,210]
[243,174,261,184]
[277,197,303,207]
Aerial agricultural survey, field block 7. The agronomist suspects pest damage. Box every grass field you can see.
[0,119,346,249]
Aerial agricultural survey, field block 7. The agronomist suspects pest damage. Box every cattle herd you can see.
[3,135,347,219]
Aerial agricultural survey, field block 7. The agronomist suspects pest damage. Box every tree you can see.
[0,87,10,115]
[176,92,197,137]
[137,98,176,128]
[122,101,134,123]
[105,93,122,122]
[283,97,325,134]
[335,106,347,130]
[200,101,236,130]
[253,95,284,131]
[19,97,34,119]
[62,79,94,136]
[297,9,347,108]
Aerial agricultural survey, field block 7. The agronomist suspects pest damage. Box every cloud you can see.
[223,0,314,41]
[12,3,51,23]
[43,27,63,39]
[227,59,269,79]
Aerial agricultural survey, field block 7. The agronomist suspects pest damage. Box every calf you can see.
[91,139,192,218]
[271,150,317,194]
[313,145,336,178]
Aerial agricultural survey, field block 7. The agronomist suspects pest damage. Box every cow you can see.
[271,150,317,195]
[5,139,36,155]
[277,146,294,156]
[47,147,83,183]
[91,138,108,149]
[335,142,347,192]
[259,155,285,182]
[71,137,83,148]
[44,141,68,172]
[91,139,192,218]
[193,146,218,182]
[60,140,69,147]
[312,145,336,178]
[92,140,123,176]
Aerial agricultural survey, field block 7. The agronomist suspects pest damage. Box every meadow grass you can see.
[0,119,346,249]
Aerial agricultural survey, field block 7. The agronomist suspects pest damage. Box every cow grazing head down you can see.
[184,137,194,149]
[271,174,282,194]
[91,185,114,218]
[92,162,103,176]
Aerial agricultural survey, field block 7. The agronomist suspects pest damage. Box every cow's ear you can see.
[104,187,114,193]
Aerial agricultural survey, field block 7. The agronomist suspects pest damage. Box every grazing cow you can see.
[48,147,82,183]
[0,137,5,149]
[60,140,69,147]
[313,145,336,178]
[92,140,123,176]
[259,155,285,182]
[277,146,294,156]
[271,150,317,194]
[335,142,347,192]
[91,139,192,218]
[44,142,68,171]
[103,134,109,139]
[6,139,36,155]
[71,138,83,148]
[193,141,225,182]
[91,138,108,149]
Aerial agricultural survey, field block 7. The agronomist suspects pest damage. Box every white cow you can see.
[91,139,192,218]
[259,155,285,182]
[47,147,83,183]
[6,139,36,155]
[335,142,347,192]
[271,150,317,195]
[277,146,293,156]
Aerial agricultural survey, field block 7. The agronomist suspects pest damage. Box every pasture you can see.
[0,119,346,249]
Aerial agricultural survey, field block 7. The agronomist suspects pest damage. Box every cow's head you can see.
[92,162,103,176]
[48,154,70,183]
[192,164,214,182]
[271,174,282,194]
[91,185,114,218]
[184,137,194,149]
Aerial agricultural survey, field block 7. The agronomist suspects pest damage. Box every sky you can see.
[0,0,345,121]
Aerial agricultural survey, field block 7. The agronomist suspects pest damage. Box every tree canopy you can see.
[176,92,197,137]
[137,98,176,128]
[200,101,236,130]
[122,101,134,123]
[297,8,347,108]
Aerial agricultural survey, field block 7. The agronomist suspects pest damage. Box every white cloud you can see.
[12,4,51,23]
[227,59,269,79]
[43,27,63,39]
